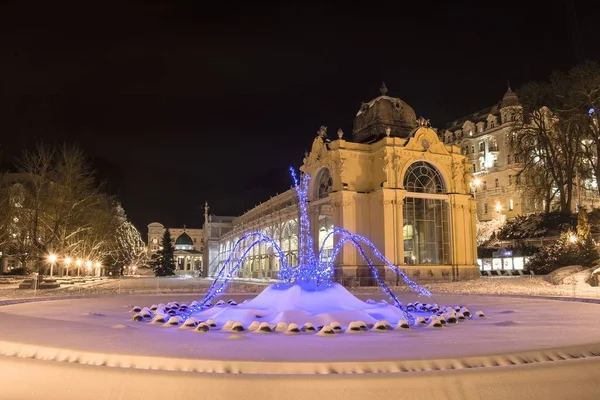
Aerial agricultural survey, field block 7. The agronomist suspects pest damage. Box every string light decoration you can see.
[198,168,435,320]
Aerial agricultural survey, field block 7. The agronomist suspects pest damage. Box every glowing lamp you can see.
[64,257,72,265]
[569,235,577,244]
[47,254,57,263]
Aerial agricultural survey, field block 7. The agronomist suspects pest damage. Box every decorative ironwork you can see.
[403,161,446,194]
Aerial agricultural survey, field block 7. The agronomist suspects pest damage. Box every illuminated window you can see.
[403,162,446,194]
[509,199,514,211]
[484,202,488,214]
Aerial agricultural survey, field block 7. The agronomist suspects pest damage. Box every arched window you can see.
[315,168,333,199]
[403,162,446,194]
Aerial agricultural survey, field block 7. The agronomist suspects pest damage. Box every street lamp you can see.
[85,260,92,276]
[76,259,83,276]
[64,257,72,277]
[47,254,57,277]
[95,261,101,277]
[132,265,137,275]
[569,235,577,244]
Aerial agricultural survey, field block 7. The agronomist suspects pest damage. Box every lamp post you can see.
[85,260,92,276]
[76,259,83,276]
[64,257,72,277]
[47,254,57,277]
[95,261,101,277]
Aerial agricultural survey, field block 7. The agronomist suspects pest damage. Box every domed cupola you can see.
[352,82,417,143]
[501,86,520,108]
[175,231,194,250]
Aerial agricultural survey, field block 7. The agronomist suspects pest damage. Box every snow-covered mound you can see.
[191,282,411,327]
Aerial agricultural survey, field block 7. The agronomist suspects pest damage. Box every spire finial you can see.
[507,80,511,91]
[183,224,186,231]
[380,82,388,95]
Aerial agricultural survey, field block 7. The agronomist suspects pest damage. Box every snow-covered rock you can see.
[475,310,485,318]
[221,320,235,331]
[247,321,260,332]
[428,318,443,328]
[285,323,300,334]
[346,321,363,333]
[130,306,142,313]
[194,322,210,332]
[181,317,200,328]
[206,319,217,327]
[330,321,342,332]
[165,316,183,326]
[230,322,245,332]
[275,322,287,332]
[395,319,410,329]
[255,322,272,333]
[371,320,392,331]
[151,314,167,324]
[132,313,144,321]
[302,322,316,333]
[317,325,336,336]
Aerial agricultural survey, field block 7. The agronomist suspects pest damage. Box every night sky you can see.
[1,1,598,235]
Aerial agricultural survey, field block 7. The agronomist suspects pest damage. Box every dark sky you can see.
[1,0,598,235]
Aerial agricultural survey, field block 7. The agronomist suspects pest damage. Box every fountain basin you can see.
[1,293,600,399]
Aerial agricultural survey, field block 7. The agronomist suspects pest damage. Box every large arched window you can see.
[315,168,333,199]
[403,162,446,194]
[402,162,450,265]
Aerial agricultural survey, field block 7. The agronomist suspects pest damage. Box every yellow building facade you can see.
[204,85,479,284]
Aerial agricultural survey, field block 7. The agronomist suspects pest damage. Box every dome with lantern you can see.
[353,82,418,143]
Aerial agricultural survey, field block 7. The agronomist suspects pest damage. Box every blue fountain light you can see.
[199,168,434,323]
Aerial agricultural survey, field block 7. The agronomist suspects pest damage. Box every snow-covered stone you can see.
[221,320,235,331]
[302,322,316,333]
[285,323,300,334]
[317,325,336,336]
[194,322,210,332]
[181,317,200,328]
[275,322,288,332]
[371,320,392,331]
[206,319,217,327]
[247,321,260,332]
[165,316,183,326]
[230,322,245,332]
[395,319,410,329]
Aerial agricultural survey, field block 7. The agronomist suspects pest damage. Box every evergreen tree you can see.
[153,229,176,276]
[527,211,599,274]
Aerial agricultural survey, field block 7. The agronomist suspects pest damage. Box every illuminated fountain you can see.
[135,168,467,329]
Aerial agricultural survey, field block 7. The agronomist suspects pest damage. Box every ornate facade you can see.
[203,84,479,285]
[442,88,599,222]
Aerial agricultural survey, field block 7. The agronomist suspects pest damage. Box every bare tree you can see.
[509,81,586,214]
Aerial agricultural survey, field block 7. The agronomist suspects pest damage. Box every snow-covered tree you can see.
[114,221,147,274]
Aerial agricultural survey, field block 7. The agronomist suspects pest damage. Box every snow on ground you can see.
[1,275,600,301]
[2,281,600,399]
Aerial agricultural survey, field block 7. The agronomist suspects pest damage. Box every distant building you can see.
[147,223,204,276]
[441,87,599,222]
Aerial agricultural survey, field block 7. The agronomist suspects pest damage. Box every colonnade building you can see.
[202,84,479,286]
